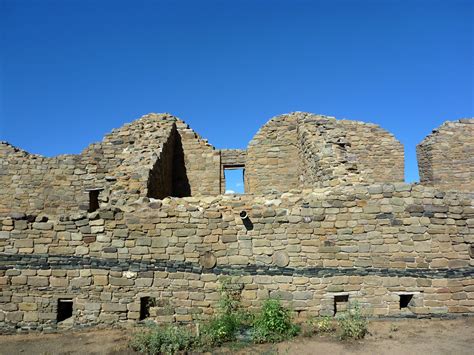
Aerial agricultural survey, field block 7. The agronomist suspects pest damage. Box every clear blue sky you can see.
[1,0,473,190]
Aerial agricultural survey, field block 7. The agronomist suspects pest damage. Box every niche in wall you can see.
[88,190,101,212]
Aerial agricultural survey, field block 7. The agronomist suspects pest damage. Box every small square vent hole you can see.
[57,299,73,322]
[140,296,156,320]
[399,294,414,309]
[334,295,349,315]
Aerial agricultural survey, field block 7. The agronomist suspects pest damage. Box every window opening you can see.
[140,296,156,320]
[334,295,349,315]
[88,190,101,212]
[399,294,413,309]
[57,299,73,322]
[224,167,245,194]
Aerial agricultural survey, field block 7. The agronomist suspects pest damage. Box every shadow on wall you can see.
[172,132,191,197]
[147,129,191,199]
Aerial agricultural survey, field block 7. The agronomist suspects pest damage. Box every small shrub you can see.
[303,316,336,337]
[198,313,240,348]
[218,277,241,315]
[314,316,336,333]
[252,298,300,343]
[336,302,368,340]
[130,324,196,355]
[197,277,250,349]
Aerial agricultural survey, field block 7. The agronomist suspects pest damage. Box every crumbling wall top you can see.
[417,118,474,192]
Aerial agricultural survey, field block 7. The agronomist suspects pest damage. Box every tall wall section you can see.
[1,184,473,331]
[175,121,221,196]
[246,113,300,193]
[417,119,474,192]
[339,120,404,183]
[246,112,404,194]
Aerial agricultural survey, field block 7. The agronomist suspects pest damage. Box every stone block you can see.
[130,246,148,254]
[109,277,134,286]
[94,275,109,286]
[71,277,91,288]
[19,302,37,311]
[152,237,169,248]
[49,246,75,255]
[23,312,39,322]
[14,220,28,230]
[85,303,101,311]
[27,276,49,287]
[102,303,127,312]
[293,291,313,300]
[221,235,237,243]
[91,226,105,234]
[50,277,68,287]
[228,255,249,265]
[273,251,290,267]
[113,229,129,237]
[270,290,293,300]
[75,246,89,255]
[135,278,153,287]
[11,276,27,285]
[6,311,24,322]
[83,235,96,243]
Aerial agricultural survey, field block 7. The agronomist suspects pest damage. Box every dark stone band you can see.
[1,253,473,279]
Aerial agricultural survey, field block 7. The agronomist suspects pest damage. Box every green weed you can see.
[336,302,368,340]
[252,298,300,343]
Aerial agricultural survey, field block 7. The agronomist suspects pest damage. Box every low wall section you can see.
[1,183,473,332]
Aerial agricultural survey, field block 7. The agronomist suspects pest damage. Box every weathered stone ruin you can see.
[417,119,474,192]
[0,112,472,332]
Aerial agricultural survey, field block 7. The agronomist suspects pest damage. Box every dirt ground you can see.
[0,317,472,355]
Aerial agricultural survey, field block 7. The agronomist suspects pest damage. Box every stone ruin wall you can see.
[0,114,222,218]
[417,119,474,192]
[174,120,221,196]
[246,112,404,194]
[246,114,301,193]
[0,184,473,331]
[338,120,405,183]
[0,112,473,332]
[0,115,177,216]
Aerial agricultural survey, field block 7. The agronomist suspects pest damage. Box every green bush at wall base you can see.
[130,324,195,355]
[336,302,368,340]
[251,298,300,343]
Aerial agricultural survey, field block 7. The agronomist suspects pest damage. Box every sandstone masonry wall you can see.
[246,114,300,193]
[417,119,474,192]
[176,121,221,196]
[1,184,473,332]
[340,120,404,183]
[0,114,224,217]
[246,113,404,194]
[1,112,472,333]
